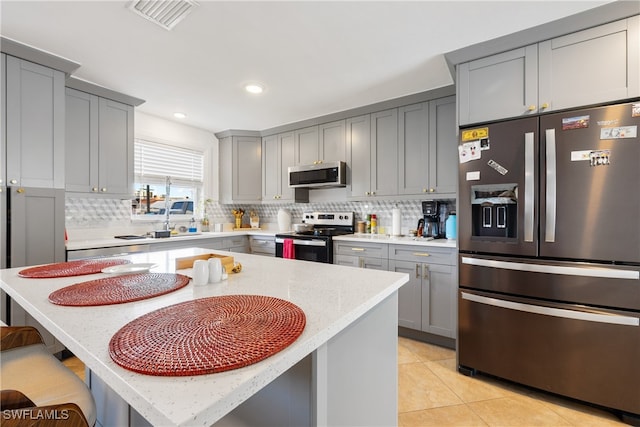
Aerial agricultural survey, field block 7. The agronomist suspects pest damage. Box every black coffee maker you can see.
[422,200,441,238]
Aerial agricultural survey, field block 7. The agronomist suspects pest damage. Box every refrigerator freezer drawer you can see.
[458,290,640,415]
[459,254,640,311]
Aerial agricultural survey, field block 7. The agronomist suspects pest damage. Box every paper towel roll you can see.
[392,208,401,236]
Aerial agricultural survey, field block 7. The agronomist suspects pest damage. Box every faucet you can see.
[163,176,171,231]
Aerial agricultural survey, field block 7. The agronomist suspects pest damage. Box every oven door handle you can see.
[275,238,327,247]
[461,292,639,326]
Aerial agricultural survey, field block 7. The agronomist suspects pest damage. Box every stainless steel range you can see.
[275,211,354,263]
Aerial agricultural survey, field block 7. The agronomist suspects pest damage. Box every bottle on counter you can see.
[189,218,197,233]
[366,214,371,233]
[371,214,377,234]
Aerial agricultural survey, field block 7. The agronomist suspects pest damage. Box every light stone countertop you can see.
[67,230,457,251]
[333,233,457,248]
[0,248,408,426]
[65,230,276,251]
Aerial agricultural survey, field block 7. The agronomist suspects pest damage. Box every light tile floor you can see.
[398,336,627,426]
[63,338,628,426]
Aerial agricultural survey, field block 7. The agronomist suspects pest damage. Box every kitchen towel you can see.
[283,239,295,259]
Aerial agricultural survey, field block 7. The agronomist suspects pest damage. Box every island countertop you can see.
[0,248,408,426]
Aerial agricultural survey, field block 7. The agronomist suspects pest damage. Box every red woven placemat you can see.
[109,295,306,376]
[18,259,130,278]
[49,273,190,306]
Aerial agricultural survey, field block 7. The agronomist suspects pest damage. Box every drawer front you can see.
[389,245,455,265]
[335,254,388,270]
[334,241,388,259]
[224,236,249,248]
[250,237,275,255]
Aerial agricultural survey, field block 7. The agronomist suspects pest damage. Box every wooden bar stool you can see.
[1,324,97,426]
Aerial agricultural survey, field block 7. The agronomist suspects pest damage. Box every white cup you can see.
[192,260,209,286]
[208,258,223,283]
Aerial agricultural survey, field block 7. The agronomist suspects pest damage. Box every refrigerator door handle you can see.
[461,292,639,326]
[545,128,557,242]
[524,132,535,242]
[461,256,640,279]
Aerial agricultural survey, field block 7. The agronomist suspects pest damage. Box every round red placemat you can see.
[18,259,130,278]
[49,273,190,306]
[109,295,306,376]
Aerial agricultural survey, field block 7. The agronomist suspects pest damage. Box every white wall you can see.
[134,111,219,200]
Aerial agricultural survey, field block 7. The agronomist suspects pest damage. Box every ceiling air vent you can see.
[128,0,198,31]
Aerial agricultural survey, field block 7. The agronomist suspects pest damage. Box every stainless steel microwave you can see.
[288,161,346,188]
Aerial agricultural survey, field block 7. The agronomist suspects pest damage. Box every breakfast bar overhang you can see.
[0,248,409,426]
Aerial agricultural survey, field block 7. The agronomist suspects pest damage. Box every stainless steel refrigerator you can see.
[457,101,640,421]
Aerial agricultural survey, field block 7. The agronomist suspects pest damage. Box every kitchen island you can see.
[0,248,408,426]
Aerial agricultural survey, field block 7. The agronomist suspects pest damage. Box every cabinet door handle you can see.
[527,105,536,112]
[92,187,98,192]
[9,179,18,184]
[16,188,25,194]
[412,252,430,257]
[101,187,107,192]
[423,264,429,280]
[351,247,365,252]
[540,102,549,109]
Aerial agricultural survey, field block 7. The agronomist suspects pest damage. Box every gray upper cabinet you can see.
[458,16,640,125]
[427,96,457,195]
[346,114,371,198]
[262,132,295,201]
[398,102,429,195]
[318,120,346,163]
[5,55,65,189]
[219,135,262,203]
[294,125,319,165]
[397,96,457,197]
[295,120,347,166]
[348,110,398,199]
[65,88,134,196]
[98,98,134,195]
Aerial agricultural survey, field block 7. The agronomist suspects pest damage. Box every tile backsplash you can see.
[65,197,455,237]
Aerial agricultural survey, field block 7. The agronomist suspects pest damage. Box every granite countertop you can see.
[333,233,457,248]
[0,248,408,426]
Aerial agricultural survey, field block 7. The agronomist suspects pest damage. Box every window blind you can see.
[134,139,203,184]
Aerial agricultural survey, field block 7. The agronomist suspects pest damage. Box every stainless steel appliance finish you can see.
[275,211,354,263]
[288,161,346,188]
[457,101,640,420]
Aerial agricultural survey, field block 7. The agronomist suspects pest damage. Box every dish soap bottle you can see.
[188,218,197,233]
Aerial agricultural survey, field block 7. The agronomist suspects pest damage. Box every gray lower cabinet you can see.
[8,186,65,354]
[334,241,388,270]
[389,245,457,338]
[65,88,134,196]
[250,236,275,256]
[222,236,250,253]
[4,55,65,189]
[457,16,640,125]
[219,135,262,203]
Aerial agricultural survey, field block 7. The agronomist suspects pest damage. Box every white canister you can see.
[208,257,223,283]
[192,260,209,286]
[277,209,292,232]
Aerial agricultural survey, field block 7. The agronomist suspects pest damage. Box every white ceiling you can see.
[1,1,614,134]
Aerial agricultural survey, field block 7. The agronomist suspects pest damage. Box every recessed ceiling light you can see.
[173,112,187,119]
[245,84,264,94]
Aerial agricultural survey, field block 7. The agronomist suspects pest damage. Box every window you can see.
[132,139,204,217]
